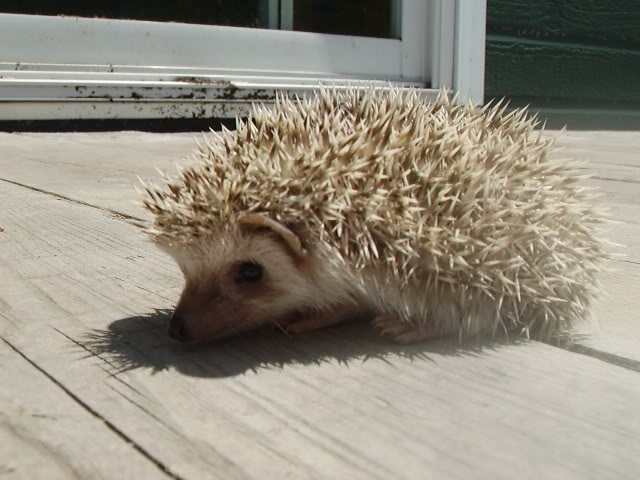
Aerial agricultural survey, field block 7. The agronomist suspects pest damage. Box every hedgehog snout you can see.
[169,313,191,342]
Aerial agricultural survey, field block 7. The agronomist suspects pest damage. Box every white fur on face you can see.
[162,231,333,342]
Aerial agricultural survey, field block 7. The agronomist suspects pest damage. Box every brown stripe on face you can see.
[170,255,291,342]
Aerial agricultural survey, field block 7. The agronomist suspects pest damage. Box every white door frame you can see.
[0,0,486,120]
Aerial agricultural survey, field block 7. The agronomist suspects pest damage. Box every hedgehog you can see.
[140,86,607,344]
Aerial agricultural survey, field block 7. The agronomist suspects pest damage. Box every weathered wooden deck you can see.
[1,130,639,479]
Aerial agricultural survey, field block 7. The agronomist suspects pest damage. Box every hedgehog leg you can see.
[373,315,436,344]
[279,305,356,334]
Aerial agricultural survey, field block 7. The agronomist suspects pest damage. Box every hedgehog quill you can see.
[141,87,607,344]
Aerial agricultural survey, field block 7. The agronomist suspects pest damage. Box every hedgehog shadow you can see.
[80,308,527,378]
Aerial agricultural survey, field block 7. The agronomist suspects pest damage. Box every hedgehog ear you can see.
[238,214,307,259]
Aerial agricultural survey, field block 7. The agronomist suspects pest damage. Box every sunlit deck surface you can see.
[1,129,639,479]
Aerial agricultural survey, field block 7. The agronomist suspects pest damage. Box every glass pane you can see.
[0,0,270,29]
[2,0,401,39]
[292,0,400,39]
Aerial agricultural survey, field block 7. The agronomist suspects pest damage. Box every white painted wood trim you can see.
[0,3,489,119]
[399,0,430,80]
[453,0,487,104]
[429,0,455,90]
[0,14,404,79]
[0,83,440,121]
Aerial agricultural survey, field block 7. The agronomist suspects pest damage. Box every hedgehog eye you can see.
[237,262,264,283]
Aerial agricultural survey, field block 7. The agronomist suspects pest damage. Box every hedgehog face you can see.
[164,225,317,343]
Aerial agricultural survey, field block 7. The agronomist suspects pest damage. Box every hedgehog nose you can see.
[169,314,190,342]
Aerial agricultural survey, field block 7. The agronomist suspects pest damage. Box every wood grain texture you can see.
[485,0,640,103]
[1,131,639,479]
[485,35,640,102]
[0,131,195,220]
[0,338,168,480]
[488,0,640,47]
[550,133,640,362]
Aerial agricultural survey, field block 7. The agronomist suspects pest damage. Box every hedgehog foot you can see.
[373,316,435,344]
[278,305,355,335]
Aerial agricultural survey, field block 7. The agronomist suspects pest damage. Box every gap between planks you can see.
[0,335,183,480]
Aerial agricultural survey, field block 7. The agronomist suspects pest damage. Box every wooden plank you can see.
[486,1,640,104]
[551,133,640,361]
[0,181,228,480]
[0,339,168,480]
[1,130,636,219]
[1,149,640,478]
[515,106,640,131]
[554,129,640,168]
[487,0,640,47]
[0,131,195,220]
[575,260,640,364]
[485,35,640,102]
